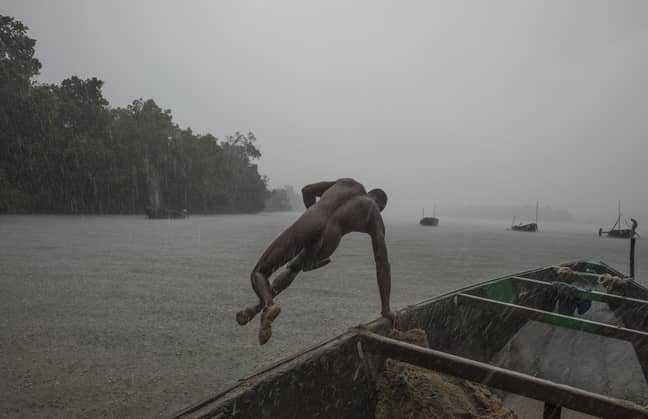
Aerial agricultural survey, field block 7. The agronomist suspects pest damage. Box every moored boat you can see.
[419,217,439,226]
[511,201,539,232]
[599,201,638,239]
[172,260,648,419]
[420,206,439,226]
[511,222,538,232]
[145,207,188,219]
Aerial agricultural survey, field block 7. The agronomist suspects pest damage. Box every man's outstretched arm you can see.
[370,217,392,318]
[301,181,336,208]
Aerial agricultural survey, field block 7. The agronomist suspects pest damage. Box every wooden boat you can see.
[511,222,538,232]
[419,217,439,226]
[172,260,648,419]
[420,206,439,226]
[599,201,637,239]
[511,201,539,232]
[145,207,188,219]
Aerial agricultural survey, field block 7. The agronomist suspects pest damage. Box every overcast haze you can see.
[5,0,648,221]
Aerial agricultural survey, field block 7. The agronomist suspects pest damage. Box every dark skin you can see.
[236,178,394,344]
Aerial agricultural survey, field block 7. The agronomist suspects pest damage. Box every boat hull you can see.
[511,223,537,232]
[602,229,634,239]
[173,260,648,419]
[419,217,439,226]
[145,208,187,219]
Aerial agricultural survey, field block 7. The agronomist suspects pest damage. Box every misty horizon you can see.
[5,0,647,221]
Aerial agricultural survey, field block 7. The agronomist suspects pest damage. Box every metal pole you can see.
[630,237,636,279]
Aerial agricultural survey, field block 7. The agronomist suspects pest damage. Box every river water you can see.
[0,214,644,418]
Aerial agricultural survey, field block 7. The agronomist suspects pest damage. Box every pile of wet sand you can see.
[375,329,518,419]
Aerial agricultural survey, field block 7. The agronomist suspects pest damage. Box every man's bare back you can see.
[236,178,392,344]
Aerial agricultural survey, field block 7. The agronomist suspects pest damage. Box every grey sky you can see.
[4,0,648,221]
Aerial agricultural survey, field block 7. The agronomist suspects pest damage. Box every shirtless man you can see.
[236,178,393,344]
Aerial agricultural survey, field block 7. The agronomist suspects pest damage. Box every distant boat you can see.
[145,207,188,219]
[511,201,539,232]
[420,206,439,226]
[598,201,637,239]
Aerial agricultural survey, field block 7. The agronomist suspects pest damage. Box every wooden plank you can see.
[360,332,648,419]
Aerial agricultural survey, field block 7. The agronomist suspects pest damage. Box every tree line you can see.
[0,15,285,214]
[265,185,302,212]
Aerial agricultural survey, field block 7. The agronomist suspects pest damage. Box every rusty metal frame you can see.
[359,331,648,419]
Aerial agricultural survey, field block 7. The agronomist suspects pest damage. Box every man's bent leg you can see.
[258,304,281,345]
[236,268,298,325]
[236,248,331,325]
[236,254,305,326]
[250,270,283,345]
[302,258,331,272]
[237,228,302,339]
[251,271,274,307]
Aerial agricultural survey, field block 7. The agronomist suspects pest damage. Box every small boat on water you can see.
[172,259,648,419]
[599,201,638,239]
[419,206,439,226]
[511,201,539,232]
[511,222,537,232]
[145,207,188,219]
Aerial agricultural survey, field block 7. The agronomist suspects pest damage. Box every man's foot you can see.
[236,305,259,326]
[258,304,282,345]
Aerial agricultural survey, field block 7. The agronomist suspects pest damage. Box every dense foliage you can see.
[0,15,268,214]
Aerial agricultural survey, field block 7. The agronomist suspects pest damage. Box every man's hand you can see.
[381,310,398,327]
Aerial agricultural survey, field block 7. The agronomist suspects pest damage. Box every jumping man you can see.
[236,178,393,344]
